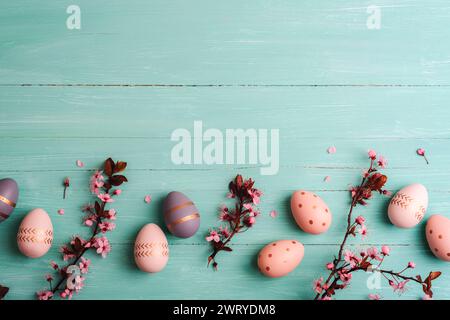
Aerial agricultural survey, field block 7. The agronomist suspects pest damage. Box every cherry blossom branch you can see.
[313,150,441,300]
[37,158,127,300]
[206,174,262,270]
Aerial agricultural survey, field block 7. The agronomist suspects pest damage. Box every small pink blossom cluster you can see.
[37,158,127,300]
[207,174,263,270]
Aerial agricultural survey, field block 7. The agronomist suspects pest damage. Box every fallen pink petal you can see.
[416,148,429,164]
[144,195,152,204]
[327,146,336,154]
[76,160,85,168]
[57,209,65,215]
[269,210,278,218]
[324,176,331,182]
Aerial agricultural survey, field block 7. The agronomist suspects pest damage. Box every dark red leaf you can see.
[0,285,9,300]
[72,237,84,253]
[104,158,115,177]
[110,175,128,186]
[416,275,422,282]
[428,271,442,281]
[114,161,127,173]
[222,247,233,252]
[95,201,102,215]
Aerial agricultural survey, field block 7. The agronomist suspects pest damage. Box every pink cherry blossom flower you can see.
[369,293,381,300]
[377,155,387,168]
[84,215,96,227]
[36,290,53,300]
[98,193,114,203]
[57,209,65,215]
[313,277,323,294]
[248,189,262,205]
[219,226,231,238]
[367,247,382,261]
[76,160,84,168]
[50,260,59,270]
[359,225,368,239]
[408,261,416,269]
[422,294,432,300]
[326,262,334,270]
[355,215,365,225]
[206,230,221,242]
[79,257,90,274]
[114,189,122,195]
[60,288,73,299]
[338,270,353,283]
[416,148,429,164]
[94,237,111,258]
[219,205,232,221]
[327,146,336,154]
[269,210,278,218]
[381,245,390,256]
[99,221,116,233]
[344,250,360,267]
[390,280,409,294]
[368,149,377,160]
[144,195,152,204]
[105,209,116,220]
[59,245,76,261]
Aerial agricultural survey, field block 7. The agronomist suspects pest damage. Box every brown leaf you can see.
[429,271,442,281]
[114,161,127,173]
[0,285,9,300]
[104,158,115,177]
[72,237,84,253]
[95,201,102,215]
[221,246,233,252]
[110,175,128,186]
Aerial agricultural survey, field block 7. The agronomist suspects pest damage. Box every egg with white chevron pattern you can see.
[0,178,19,223]
[388,183,428,228]
[17,208,53,258]
[134,223,169,273]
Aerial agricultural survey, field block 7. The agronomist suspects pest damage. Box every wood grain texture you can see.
[0,1,449,300]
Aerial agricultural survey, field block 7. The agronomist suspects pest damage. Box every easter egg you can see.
[426,215,450,261]
[388,183,428,228]
[17,208,53,258]
[290,190,332,234]
[257,240,305,278]
[0,178,19,223]
[134,223,169,273]
[163,191,200,238]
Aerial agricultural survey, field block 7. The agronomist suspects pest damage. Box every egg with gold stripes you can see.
[0,178,19,223]
[163,191,200,238]
[134,223,169,273]
[17,208,53,258]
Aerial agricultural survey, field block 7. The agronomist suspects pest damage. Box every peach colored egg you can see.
[134,223,169,273]
[258,240,304,278]
[426,215,450,261]
[17,208,53,258]
[290,190,332,234]
[388,183,428,228]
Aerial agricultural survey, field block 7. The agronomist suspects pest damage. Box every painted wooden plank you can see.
[0,166,448,246]
[1,0,450,84]
[1,86,449,139]
[1,243,448,300]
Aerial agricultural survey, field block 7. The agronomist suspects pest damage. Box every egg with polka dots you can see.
[290,190,332,234]
[257,240,305,278]
[426,215,450,262]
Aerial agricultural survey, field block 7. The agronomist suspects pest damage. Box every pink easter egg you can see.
[134,223,169,273]
[257,240,304,278]
[17,208,53,258]
[388,183,428,228]
[290,190,332,234]
[426,215,450,261]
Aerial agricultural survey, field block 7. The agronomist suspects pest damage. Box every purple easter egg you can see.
[163,191,200,238]
[0,178,19,223]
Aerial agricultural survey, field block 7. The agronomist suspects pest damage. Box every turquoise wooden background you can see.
[1,0,450,300]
